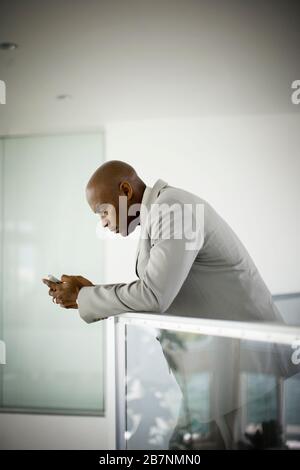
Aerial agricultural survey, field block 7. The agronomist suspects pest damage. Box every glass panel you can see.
[0,133,105,413]
[273,293,300,326]
[123,324,300,450]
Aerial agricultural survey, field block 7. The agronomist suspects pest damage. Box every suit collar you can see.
[140,179,168,226]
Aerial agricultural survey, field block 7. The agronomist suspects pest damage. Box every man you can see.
[43,160,282,325]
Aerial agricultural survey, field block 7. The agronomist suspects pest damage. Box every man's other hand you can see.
[42,275,94,309]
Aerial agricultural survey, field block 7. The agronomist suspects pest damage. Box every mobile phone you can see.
[47,274,62,283]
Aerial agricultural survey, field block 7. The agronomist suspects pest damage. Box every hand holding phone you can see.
[42,274,94,310]
[42,274,62,290]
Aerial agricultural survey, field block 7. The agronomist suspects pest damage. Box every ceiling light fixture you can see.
[0,42,18,50]
[56,94,72,100]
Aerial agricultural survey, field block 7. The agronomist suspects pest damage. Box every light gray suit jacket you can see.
[77,179,283,324]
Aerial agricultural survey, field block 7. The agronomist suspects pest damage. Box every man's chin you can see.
[118,226,136,237]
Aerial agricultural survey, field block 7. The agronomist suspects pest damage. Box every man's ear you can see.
[119,181,133,200]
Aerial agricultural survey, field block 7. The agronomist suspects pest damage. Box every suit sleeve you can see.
[77,199,204,323]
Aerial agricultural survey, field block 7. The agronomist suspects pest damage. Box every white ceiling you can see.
[0,0,299,135]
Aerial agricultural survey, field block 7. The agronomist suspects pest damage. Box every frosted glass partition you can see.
[0,133,105,414]
[273,293,300,327]
[115,313,300,450]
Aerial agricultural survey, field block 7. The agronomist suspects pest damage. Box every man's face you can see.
[97,202,119,233]
[86,185,139,237]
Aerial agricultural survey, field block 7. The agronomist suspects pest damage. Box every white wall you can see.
[104,114,300,295]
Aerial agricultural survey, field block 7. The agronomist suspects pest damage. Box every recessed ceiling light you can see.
[56,94,72,100]
[0,42,18,50]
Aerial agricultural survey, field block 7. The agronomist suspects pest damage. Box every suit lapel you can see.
[135,179,168,277]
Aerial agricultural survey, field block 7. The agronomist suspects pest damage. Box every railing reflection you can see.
[114,307,300,450]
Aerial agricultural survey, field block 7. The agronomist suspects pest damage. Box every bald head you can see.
[87,160,138,193]
[86,160,146,236]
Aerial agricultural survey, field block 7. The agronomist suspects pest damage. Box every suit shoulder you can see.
[156,185,207,206]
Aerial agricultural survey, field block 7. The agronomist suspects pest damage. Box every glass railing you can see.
[112,304,300,450]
